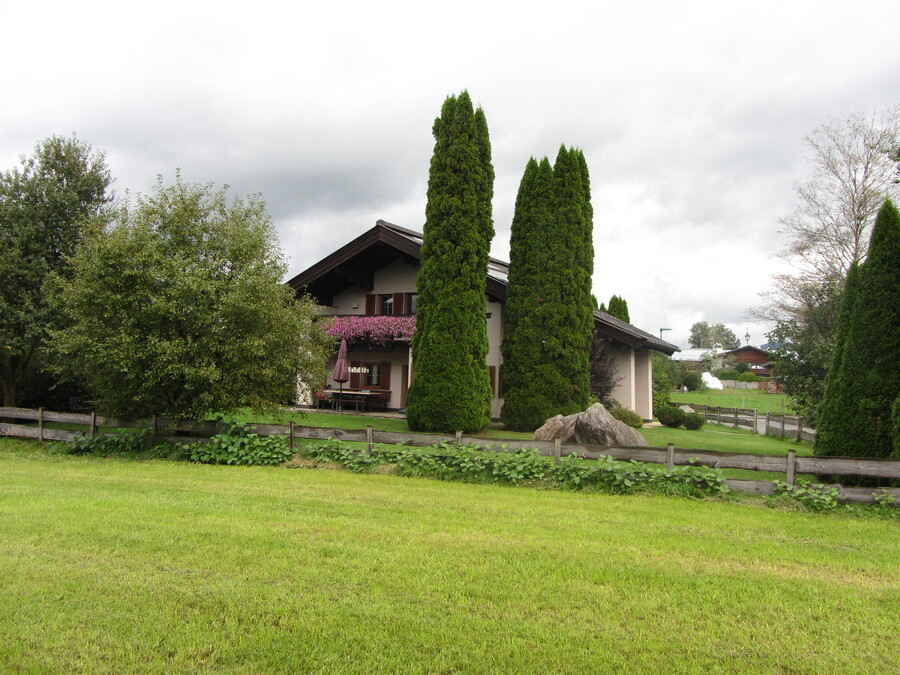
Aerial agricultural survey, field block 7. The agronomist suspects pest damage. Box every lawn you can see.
[1,439,898,673]
[670,388,790,414]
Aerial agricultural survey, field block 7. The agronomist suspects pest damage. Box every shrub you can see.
[610,406,643,428]
[656,405,686,428]
[773,480,840,511]
[681,371,703,391]
[683,412,705,431]
[191,423,292,466]
[54,428,178,458]
[717,370,743,382]
[737,372,763,382]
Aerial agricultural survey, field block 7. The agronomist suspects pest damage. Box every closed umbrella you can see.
[332,339,350,412]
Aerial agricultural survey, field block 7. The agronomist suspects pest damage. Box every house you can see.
[287,220,678,421]
[720,345,775,377]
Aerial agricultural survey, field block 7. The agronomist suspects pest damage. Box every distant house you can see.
[721,345,774,377]
[287,220,678,421]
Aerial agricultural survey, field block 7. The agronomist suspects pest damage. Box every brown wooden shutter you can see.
[350,361,361,389]
[365,294,376,315]
[488,366,496,396]
[380,362,391,390]
[393,292,405,315]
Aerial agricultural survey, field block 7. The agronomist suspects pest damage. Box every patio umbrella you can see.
[332,339,350,412]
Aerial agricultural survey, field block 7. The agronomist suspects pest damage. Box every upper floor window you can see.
[379,294,394,315]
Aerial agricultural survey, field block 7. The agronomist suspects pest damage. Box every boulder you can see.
[532,403,648,447]
[679,405,695,414]
[533,413,578,442]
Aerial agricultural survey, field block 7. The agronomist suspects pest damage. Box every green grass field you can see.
[670,388,790,414]
[1,438,897,673]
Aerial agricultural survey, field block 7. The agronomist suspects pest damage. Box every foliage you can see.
[772,480,840,511]
[681,371,703,391]
[325,315,416,343]
[407,91,494,433]
[688,321,740,349]
[656,405,686,428]
[683,412,705,431]
[190,423,292,466]
[610,406,643,428]
[602,294,630,322]
[48,175,330,420]
[816,200,900,460]
[0,135,112,407]
[589,334,621,406]
[500,146,594,430]
[53,428,178,459]
[305,439,728,497]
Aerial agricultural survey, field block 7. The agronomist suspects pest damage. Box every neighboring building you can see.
[721,345,774,377]
[287,220,678,421]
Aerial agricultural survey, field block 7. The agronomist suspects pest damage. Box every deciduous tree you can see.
[688,321,739,349]
[49,175,329,419]
[0,136,112,407]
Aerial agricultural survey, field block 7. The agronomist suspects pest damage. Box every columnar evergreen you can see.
[550,145,593,414]
[406,92,494,433]
[500,147,594,430]
[815,199,900,458]
[605,295,630,322]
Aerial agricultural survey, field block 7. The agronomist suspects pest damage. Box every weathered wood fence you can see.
[2,407,898,505]
[687,404,816,442]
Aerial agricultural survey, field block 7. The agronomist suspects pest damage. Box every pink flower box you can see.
[325,315,416,343]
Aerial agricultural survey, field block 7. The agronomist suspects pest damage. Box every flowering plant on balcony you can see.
[325,315,417,343]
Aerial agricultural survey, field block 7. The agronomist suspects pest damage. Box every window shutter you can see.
[393,292,405,315]
[350,361,361,389]
[488,366,496,396]
[380,362,391,390]
[365,294,376,315]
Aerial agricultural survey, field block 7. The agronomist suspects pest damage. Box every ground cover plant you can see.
[1,439,897,672]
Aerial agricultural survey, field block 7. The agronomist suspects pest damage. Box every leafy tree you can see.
[604,295,630,322]
[407,92,494,433]
[48,175,329,419]
[688,321,740,349]
[815,199,900,459]
[0,136,112,407]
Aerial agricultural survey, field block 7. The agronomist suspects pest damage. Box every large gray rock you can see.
[533,413,578,442]
[533,403,648,447]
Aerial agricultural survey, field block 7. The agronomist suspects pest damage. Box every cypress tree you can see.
[500,157,562,430]
[815,199,900,458]
[550,145,593,414]
[406,92,494,433]
[605,295,631,322]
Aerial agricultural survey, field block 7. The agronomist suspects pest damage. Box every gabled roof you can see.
[287,219,679,355]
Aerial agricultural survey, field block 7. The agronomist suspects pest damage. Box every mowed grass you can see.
[1,439,898,673]
[670,388,789,414]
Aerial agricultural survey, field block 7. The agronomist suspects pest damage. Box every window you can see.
[366,363,381,387]
[379,294,394,315]
[408,293,418,315]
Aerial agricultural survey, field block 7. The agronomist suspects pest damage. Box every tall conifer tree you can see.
[816,199,900,458]
[406,92,494,433]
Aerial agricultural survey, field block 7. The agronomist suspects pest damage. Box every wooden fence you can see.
[687,404,816,442]
[2,407,898,505]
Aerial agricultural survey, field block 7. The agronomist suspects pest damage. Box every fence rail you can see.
[685,404,817,442]
[2,407,897,505]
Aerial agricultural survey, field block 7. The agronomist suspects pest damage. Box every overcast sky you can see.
[4,1,898,349]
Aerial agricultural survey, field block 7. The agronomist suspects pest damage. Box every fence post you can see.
[753,409,758,435]
[289,421,295,451]
[89,411,96,438]
[367,425,374,453]
[554,438,562,465]
[716,406,721,424]
[38,407,44,442]
[733,408,738,427]
[780,415,785,439]
[764,412,770,437]
[666,443,675,470]
[786,449,797,485]
[795,418,803,443]
[151,415,158,443]
[454,430,462,444]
